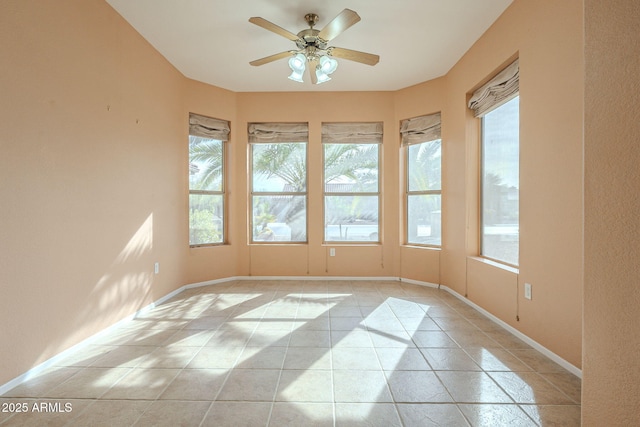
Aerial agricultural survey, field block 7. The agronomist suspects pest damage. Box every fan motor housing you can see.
[296,29,327,50]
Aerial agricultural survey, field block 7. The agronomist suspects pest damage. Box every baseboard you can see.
[436,283,582,378]
[1,275,580,395]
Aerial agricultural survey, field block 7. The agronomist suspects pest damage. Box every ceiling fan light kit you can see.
[249,9,379,85]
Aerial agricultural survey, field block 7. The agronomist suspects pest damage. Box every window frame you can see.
[404,138,442,247]
[249,141,309,244]
[322,141,382,244]
[188,135,227,247]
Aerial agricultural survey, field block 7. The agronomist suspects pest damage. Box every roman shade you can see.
[248,123,309,143]
[468,58,519,117]
[321,122,383,144]
[189,113,230,140]
[400,113,441,146]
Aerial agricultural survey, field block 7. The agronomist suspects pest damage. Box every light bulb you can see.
[288,53,306,73]
[315,69,331,84]
[288,70,304,83]
[318,55,338,75]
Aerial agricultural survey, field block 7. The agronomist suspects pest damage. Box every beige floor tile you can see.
[458,404,536,426]
[331,330,374,348]
[89,345,155,368]
[255,320,295,331]
[0,399,92,427]
[509,349,568,373]
[369,329,414,348]
[163,329,215,347]
[446,330,502,349]
[396,403,469,427]
[294,317,331,331]
[411,331,459,348]
[333,370,393,403]
[101,368,180,399]
[46,367,130,399]
[246,329,291,348]
[1,280,581,426]
[204,328,253,347]
[463,348,533,372]
[398,316,441,332]
[520,404,581,426]
[269,402,334,426]
[276,370,333,402]
[186,346,244,369]
[539,372,581,404]
[133,400,210,426]
[335,403,402,427]
[432,317,479,332]
[488,372,575,404]
[483,330,532,349]
[2,367,81,398]
[216,369,281,401]
[437,371,513,403]
[158,368,228,400]
[289,330,332,347]
[136,346,200,369]
[329,306,364,317]
[423,306,461,317]
[53,345,115,367]
[375,347,431,371]
[236,346,287,369]
[70,399,152,427]
[363,316,406,332]
[421,348,482,371]
[385,371,453,403]
[99,328,177,347]
[332,347,381,370]
[202,401,273,427]
[283,347,332,370]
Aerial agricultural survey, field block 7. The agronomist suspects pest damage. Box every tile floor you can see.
[0,280,581,426]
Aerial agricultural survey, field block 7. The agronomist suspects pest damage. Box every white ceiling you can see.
[105,0,513,92]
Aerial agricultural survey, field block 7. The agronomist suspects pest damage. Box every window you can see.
[469,59,520,266]
[401,113,442,246]
[322,123,382,242]
[481,97,519,265]
[249,123,308,242]
[188,113,229,246]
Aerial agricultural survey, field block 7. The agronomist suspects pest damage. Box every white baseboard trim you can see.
[1,275,580,395]
[433,283,582,378]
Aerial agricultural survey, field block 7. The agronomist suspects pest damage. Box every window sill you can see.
[402,245,441,251]
[467,256,519,275]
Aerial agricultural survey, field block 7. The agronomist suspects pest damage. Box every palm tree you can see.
[189,136,223,190]
[189,136,224,244]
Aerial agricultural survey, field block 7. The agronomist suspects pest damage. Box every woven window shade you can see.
[400,113,441,146]
[321,122,383,144]
[468,59,519,117]
[189,113,230,140]
[248,123,308,143]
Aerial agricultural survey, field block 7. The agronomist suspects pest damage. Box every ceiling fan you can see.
[249,9,380,84]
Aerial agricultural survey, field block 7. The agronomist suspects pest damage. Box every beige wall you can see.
[235,92,399,278]
[0,0,187,386]
[583,0,640,424]
[439,0,584,368]
[1,0,587,391]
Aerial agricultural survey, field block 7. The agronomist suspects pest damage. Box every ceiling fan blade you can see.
[250,51,293,66]
[318,9,361,41]
[308,58,318,84]
[329,47,379,66]
[249,17,300,41]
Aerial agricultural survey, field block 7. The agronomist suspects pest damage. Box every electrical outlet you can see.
[154,262,160,275]
[524,282,532,300]
[329,248,336,257]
